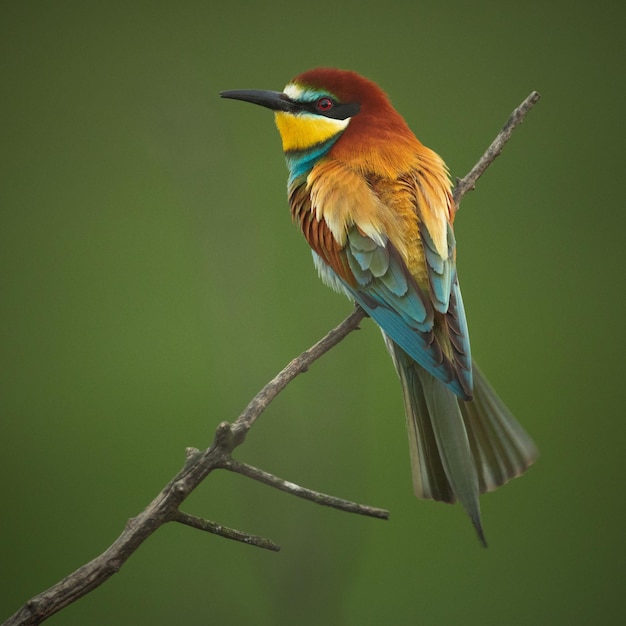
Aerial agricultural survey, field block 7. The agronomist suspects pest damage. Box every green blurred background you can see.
[2,1,624,624]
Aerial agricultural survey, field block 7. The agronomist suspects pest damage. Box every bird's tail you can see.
[385,338,538,545]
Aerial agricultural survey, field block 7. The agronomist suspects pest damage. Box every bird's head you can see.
[221,68,417,159]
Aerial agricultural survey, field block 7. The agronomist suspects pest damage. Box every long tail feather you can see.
[415,365,486,545]
[385,335,537,545]
[459,363,538,493]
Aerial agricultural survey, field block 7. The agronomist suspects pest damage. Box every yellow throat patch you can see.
[275,111,349,152]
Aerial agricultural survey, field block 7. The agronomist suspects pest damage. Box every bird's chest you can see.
[289,168,430,291]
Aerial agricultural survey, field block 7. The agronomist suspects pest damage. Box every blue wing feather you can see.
[342,228,470,398]
[312,224,472,399]
[420,221,455,313]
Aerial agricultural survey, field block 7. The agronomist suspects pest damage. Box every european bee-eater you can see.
[221,68,537,545]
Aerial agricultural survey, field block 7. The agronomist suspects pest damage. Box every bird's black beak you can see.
[220,89,298,113]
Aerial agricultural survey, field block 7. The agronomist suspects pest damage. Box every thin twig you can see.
[224,458,390,520]
[453,91,541,207]
[173,511,281,552]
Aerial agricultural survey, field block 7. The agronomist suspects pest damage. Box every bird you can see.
[220,68,537,545]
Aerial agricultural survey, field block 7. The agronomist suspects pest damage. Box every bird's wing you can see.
[344,226,471,399]
[407,171,473,396]
[297,161,472,398]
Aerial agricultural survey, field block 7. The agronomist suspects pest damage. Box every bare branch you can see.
[224,458,390,520]
[173,511,281,552]
[2,92,539,626]
[2,310,370,626]
[232,305,367,438]
[3,441,230,626]
[453,91,541,208]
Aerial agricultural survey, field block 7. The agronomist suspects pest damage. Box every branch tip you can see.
[226,459,390,520]
[174,511,280,552]
[452,90,541,208]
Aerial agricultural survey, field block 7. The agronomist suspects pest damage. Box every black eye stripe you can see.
[300,100,360,120]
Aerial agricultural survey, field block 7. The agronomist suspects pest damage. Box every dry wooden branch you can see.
[173,510,281,552]
[2,309,370,626]
[452,91,541,208]
[224,457,389,519]
[2,91,540,626]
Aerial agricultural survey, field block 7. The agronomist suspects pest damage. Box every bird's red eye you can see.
[316,97,334,111]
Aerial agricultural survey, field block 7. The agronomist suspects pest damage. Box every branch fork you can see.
[3,91,540,626]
